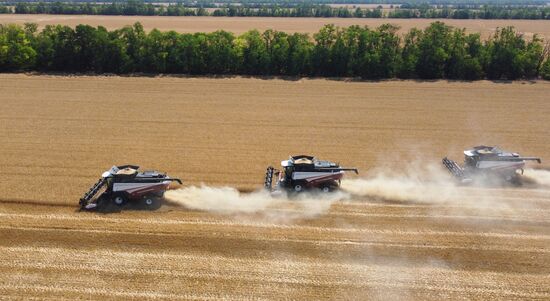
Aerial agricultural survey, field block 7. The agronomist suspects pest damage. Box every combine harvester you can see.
[79,165,182,211]
[264,155,358,194]
[443,145,541,184]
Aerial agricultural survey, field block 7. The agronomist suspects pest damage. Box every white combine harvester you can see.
[443,145,541,184]
[264,155,358,193]
[79,165,182,211]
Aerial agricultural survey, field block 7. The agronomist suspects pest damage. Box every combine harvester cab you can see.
[79,165,182,211]
[443,146,541,185]
[264,155,358,194]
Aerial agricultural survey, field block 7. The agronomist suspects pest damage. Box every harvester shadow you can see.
[80,202,164,214]
[0,199,70,208]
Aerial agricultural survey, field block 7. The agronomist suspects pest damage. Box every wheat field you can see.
[2,14,550,39]
[0,74,549,299]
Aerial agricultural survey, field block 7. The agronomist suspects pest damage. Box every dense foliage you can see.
[5,1,550,19]
[0,22,548,80]
[2,1,548,4]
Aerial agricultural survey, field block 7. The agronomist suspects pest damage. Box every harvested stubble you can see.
[0,74,549,300]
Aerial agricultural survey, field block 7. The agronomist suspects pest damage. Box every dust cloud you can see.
[340,162,550,216]
[164,185,348,219]
[523,169,550,188]
[164,164,549,219]
[341,163,462,204]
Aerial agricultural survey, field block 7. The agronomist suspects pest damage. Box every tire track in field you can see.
[0,284,252,301]
[3,225,549,254]
[1,246,549,299]
[1,212,549,241]
[2,200,550,224]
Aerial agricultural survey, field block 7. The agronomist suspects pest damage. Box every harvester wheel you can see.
[510,175,523,186]
[321,186,331,193]
[143,196,161,210]
[293,184,302,192]
[112,194,127,206]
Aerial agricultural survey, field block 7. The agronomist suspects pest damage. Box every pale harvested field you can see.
[2,14,550,39]
[0,74,549,300]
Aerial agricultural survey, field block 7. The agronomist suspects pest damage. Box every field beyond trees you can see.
[2,14,550,38]
[5,1,550,20]
[1,75,549,299]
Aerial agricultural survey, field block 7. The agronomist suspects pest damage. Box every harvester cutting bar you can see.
[80,178,106,203]
[442,157,465,180]
[264,166,275,190]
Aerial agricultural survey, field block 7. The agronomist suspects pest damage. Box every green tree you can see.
[416,22,453,79]
[330,29,350,76]
[445,30,484,80]
[0,24,37,70]
[240,30,269,75]
[286,33,312,76]
[205,31,238,74]
[37,25,77,71]
[312,24,338,76]
[541,58,550,80]
[359,24,402,79]
[141,29,169,73]
[398,28,421,78]
[484,27,542,79]
[117,22,146,72]
[263,30,290,75]
[94,27,131,73]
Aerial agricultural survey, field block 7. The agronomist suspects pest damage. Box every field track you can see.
[2,192,549,300]
[1,74,549,299]
[2,14,550,39]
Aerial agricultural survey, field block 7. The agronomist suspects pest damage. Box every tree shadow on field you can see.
[22,71,543,84]
[410,78,538,84]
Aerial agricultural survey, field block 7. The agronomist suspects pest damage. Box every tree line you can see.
[211,5,383,17]
[6,0,545,4]
[1,22,549,80]
[388,5,550,19]
[3,1,550,20]
[2,0,549,6]
[11,1,206,16]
